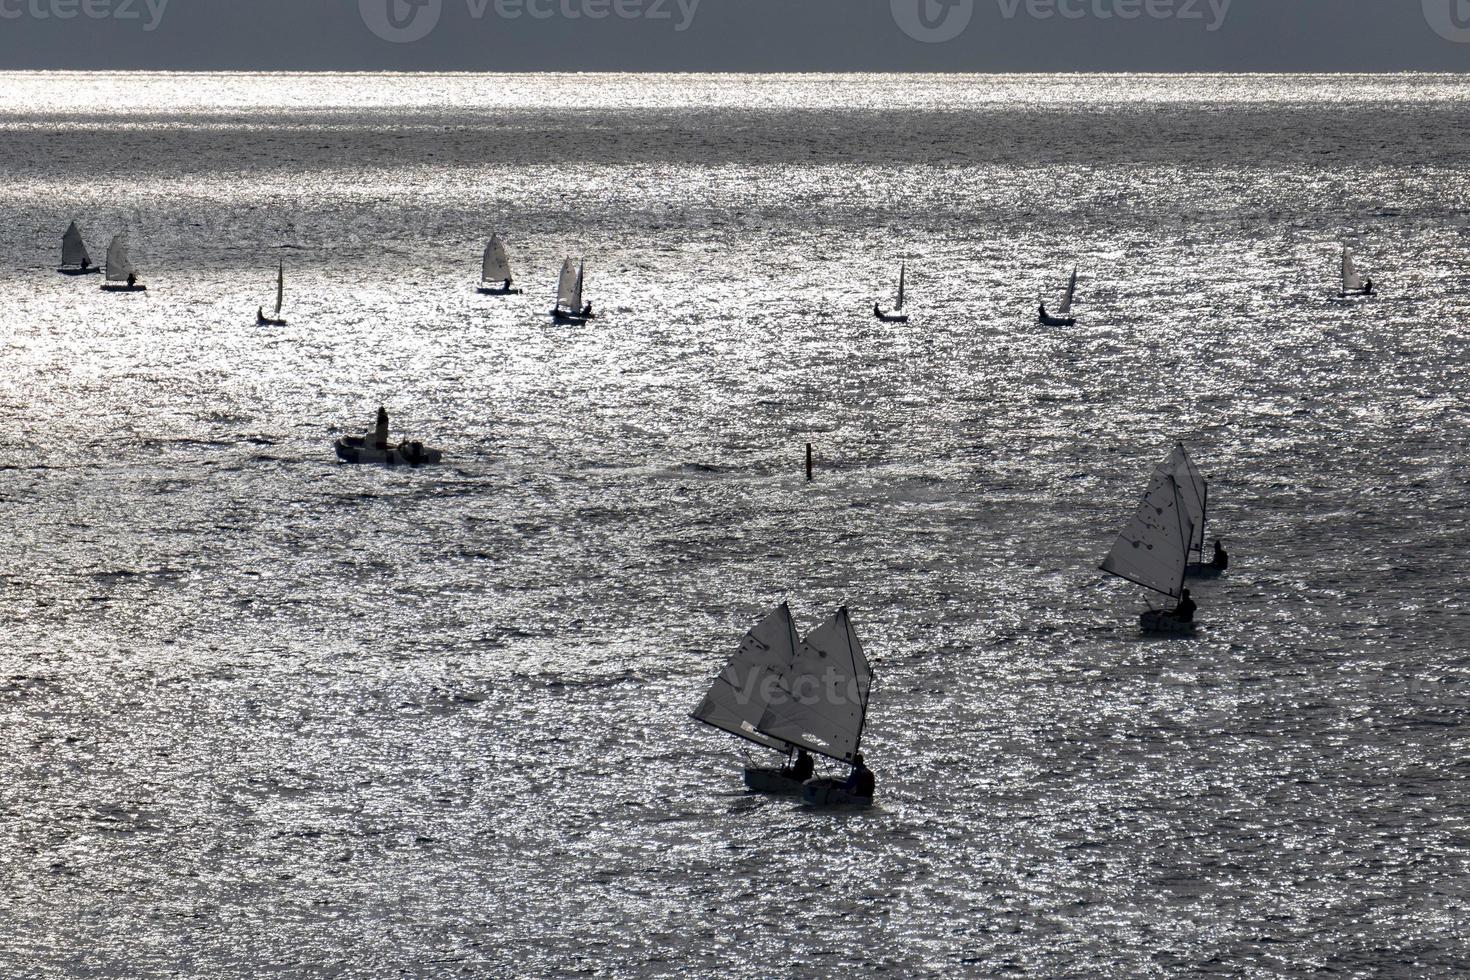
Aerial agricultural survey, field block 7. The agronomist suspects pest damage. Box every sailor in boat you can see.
[1362,277,1375,296]
[1210,538,1229,571]
[503,278,513,291]
[782,749,814,783]
[845,754,875,799]
[873,302,882,319]
[581,302,593,318]
[1171,588,1197,624]
[80,258,92,273]
[127,272,137,289]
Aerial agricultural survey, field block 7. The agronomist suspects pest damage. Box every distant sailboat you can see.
[755,607,877,807]
[476,234,522,295]
[1100,470,1197,634]
[550,257,594,323]
[256,262,287,326]
[873,262,909,323]
[1339,247,1375,297]
[691,602,811,794]
[58,222,99,275]
[99,235,146,292]
[1039,267,1077,326]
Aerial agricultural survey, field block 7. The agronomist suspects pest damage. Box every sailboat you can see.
[99,235,146,292]
[1039,267,1077,326]
[58,222,100,275]
[690,602,810,794]
[873,262,909,323]
[476,234,522,295]
[550,257,594,323]
[256,262,287,326]
[755,607,876,807]
[1338,247,1375,298]
[1100,469,1197,634]
[1154,443,1227,578]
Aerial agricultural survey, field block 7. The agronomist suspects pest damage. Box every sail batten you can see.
[482,234,511,284]
[691,603,802,753]
[1101,471,1193,601]
[104,235,133,282]
[61,222,90,267]
[755,607,873,764]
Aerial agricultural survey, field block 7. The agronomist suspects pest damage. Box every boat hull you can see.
[801,777,873,809]
[334,437,443,468]
[257,315,288,327]
[101,283,147,292]
[478,285,523,295]
[57,267,101,276]
[743,768,806,795]
[1040,314,1076,327]
[1140,610,1196,635]
[1185,562,1226,579]
[876,313,909,323]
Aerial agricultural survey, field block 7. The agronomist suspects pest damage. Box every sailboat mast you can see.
[897,262,905,311]
[1174,478,1190,601]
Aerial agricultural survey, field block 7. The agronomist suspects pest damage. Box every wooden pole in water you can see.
[806,443,813,482]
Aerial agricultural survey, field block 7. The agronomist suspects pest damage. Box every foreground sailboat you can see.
[1155,443,1229,578]
[256,262,287,326]
[756,607,876,807]
[99,235,146,292]
[1039,267,1077,326]
[1338,247,1375,298]
[58,222,99,275]
[691,603,811,794]
[476,234,522,295]
[550,257,594,323]
[873,262,908,323]
[1100,469,1197,634]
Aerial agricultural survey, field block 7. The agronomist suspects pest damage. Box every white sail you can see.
[1100,471,1193,600]
[1342,247,1363,292]
[105,235,133,282]
[1058,266,1077,315]
[573,260,585,311]
[274,262,284,316]
[1155,443,1206,554]
[555,257,581,310]
[482,234,511,284]
[691,603,802,752]
[896,262,905,311]
[61,222,90,267]
[756,607,873,764]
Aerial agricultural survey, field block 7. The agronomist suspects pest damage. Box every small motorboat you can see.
[477,234,523,294]
[58,222,101,275]
[334,406,442,468]
[99,235,146,292]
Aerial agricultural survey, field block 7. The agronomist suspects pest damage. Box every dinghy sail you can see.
[551,257,591,321]
[257,262,287,325]
[478,234,521,294]
[100,235,145,291]
[874,262,909,322]
[1039,267,1077,326]
[755,607,873,764]
[59,222,97,274]
[1057,266,1078,316]
[1342,247,1363,294]
[1155,443,1206,561]
[691,603,802,754]
[1100,470,1196,632]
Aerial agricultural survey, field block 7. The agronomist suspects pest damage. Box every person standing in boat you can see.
[1211,538,1229,571]
[1173,588,1197,623]
[784,749,814,782]
[126,272,137,289]
[371,405,389,450]
[503,277,513,291]
[845,754,875,798]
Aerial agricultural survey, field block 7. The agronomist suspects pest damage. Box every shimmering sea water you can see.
[1,72,1468,978]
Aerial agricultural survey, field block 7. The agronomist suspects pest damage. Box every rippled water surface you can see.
[1,73,1469,978]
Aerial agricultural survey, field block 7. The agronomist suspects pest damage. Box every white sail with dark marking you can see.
[555,257,582,311]
[756,607,873,764]
[691,603,802,752]
[1156,443,1206,556]
[482,234,511,284]
[105,235,134,281]
[1101,471,1193,600]
[61,222,90,268]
